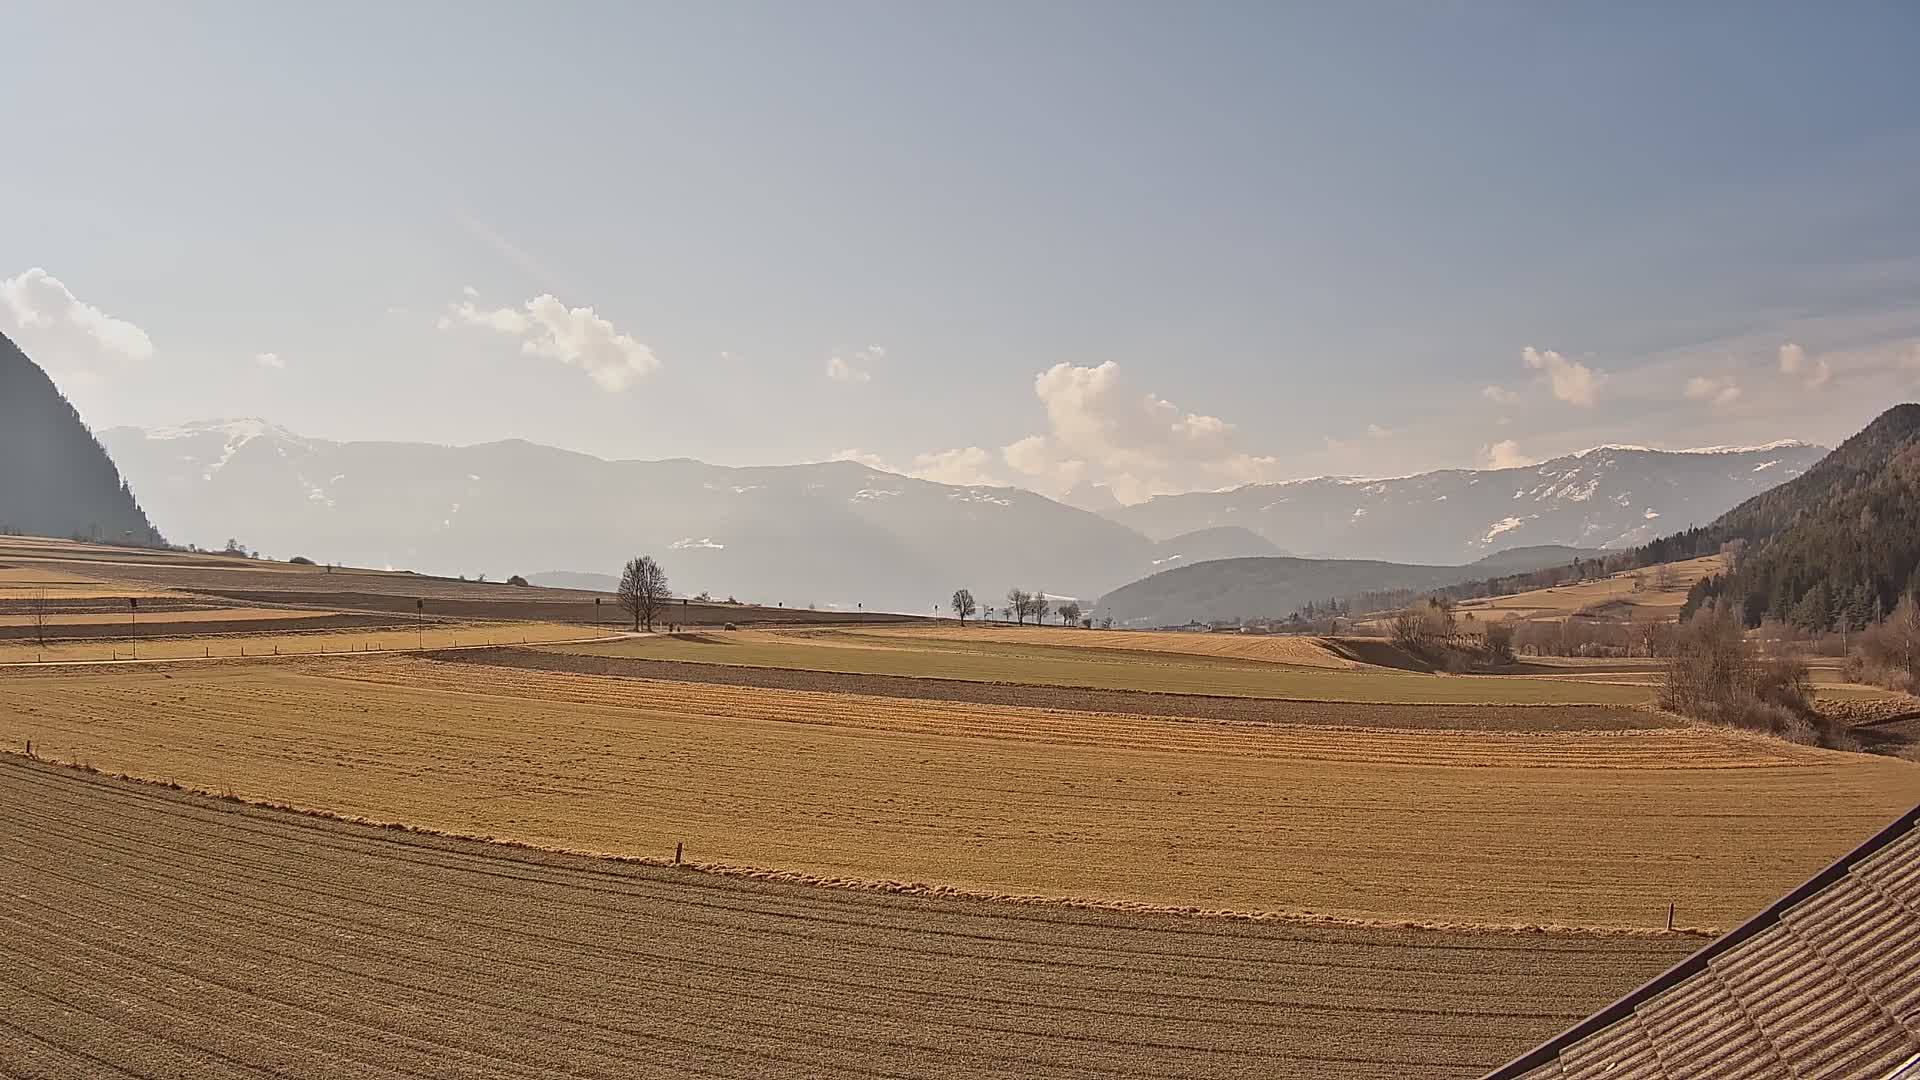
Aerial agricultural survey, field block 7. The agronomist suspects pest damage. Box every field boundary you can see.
[0,751,1721,940]
[0,631,630,669]
[487,646,1661,714]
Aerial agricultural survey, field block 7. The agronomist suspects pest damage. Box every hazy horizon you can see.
[7,2,1919,505]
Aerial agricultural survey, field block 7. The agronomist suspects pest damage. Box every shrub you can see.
[506,574,529,587]
[1485,621,1515,663]
[1659,610,1848,747]
[288,555,315,565]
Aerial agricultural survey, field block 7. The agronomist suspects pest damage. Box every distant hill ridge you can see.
[0,331,161,545]
[1675,403,1920,627]
[1093,545,1606,627]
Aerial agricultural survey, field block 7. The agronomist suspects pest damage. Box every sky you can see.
[5,2,1920,504]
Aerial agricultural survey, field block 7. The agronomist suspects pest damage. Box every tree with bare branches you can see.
[1057,601,1082,627]
[617,555,671,632]
[30,588,48,647]
[951,588,977,625]
[1007,587,1030,626]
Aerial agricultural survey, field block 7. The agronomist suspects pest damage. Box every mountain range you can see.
[1111,441,1826,561]
[0,331,161,546]
[95,417,1826,614]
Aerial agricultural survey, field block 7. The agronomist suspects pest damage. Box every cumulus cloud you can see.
[1479,439,1536,470]
[997,361,1279,504]
[1776,341,1832,391]
[1778,342,1806,375]
[1,267,153,371]
[1684,374,1742,406]
[910,446,998,487]
[1481,385,1519,404]
[439,290,658,391]
[826,344,884,384]
[255,352,284,369]
[1522,346,1604,407]
[831,448,891,470]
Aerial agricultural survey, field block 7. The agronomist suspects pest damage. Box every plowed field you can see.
[0,757,1700,1079]
[544,632,1653,704]
[861,626,1362,666]
[5,656,1914,931]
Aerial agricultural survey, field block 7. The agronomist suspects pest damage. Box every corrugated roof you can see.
[1488,805,1920,1079]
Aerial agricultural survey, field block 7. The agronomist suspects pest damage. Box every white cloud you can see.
[997,361,1279,503]
[1777,342,1833,391]
[1778,342,1806,375]
[255,352,284,369]
[439,298,530,335]
[1479,440,1537,470]
[1522,346,1604,407]
[1684,374,1742,406]
[438,290,658,391]
[831,448,890,470]
[1,267,154,370]
[910,446,998,486]
[1481,385,1519,404]
[826,344,884,384]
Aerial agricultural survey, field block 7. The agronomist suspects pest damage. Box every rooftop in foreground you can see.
[1489,804,1920,1079]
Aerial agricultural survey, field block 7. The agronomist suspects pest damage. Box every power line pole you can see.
[129,597,139,659]
[416,597,425,650]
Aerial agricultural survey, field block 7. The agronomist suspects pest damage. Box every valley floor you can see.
[0,757,1697,1080]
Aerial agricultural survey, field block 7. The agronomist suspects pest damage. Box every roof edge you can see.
[1483,801,1920,1078]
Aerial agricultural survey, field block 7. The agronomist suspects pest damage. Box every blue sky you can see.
[5,2,1919,501]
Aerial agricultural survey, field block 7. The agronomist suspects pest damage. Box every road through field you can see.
[5,657,1916,930]
[0,757,1698,1079]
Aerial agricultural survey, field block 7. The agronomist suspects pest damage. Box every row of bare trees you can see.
[948,588,1085,627]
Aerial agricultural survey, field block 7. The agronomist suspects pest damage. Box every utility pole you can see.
[416,598,425,650]
[130,597,139,659]
[594,596,602,628]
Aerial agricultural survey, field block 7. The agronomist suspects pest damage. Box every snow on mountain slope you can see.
[1107,443,1826,563]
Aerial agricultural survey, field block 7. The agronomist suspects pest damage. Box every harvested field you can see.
[1452,554,1725,623]
[868,626,1361,667]
[0,606,342,627]
[0,536,931,629]
[545,632,1654,705]
[0,621,600,663]
[0,611,405,642]
[6,656,1915,930]
[475,646,1669,730]
[0,757,1698,1079]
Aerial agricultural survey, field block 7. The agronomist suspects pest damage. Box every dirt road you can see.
[0,757,1694,1079]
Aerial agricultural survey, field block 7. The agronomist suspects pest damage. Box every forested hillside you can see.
[0,332,162,545]
[1680,404,1920,628]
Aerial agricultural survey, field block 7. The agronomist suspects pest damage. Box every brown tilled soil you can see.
[454,646,1674,731]
[0,756,1697,1079]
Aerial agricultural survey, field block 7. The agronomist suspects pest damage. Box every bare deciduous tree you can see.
[951,588,977,625]
[1023,589,1049,625]
[1007,588,1030,626]
[1057,601,1082,626]
[617,555,671,632]
[30,588,48,647]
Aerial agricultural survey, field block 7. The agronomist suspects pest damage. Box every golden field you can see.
[5,655,1913,931]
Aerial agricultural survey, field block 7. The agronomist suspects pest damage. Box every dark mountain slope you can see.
[1094,545,1591,627]
[1679,404,1920,627]
[0,331,161,545]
